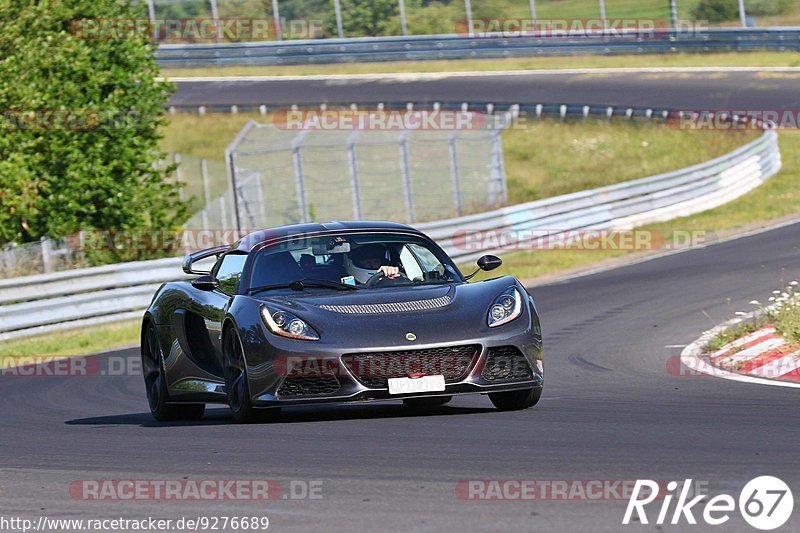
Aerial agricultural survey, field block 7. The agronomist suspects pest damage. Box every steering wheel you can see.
[365,270,409,287]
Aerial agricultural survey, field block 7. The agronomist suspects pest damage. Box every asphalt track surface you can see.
[3,221,800,532]
[167,69,800,110]
[3,68,800,532]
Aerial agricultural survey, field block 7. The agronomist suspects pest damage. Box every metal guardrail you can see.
[422,129,780,264]
[155,28,800,67]
[0,126,781,341]
[0,257,186,341]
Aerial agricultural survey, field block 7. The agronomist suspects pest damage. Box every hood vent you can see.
[319,295,452,314]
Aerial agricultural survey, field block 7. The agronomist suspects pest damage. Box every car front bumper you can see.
[246,333,543,407]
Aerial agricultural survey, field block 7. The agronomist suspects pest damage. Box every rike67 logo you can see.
[623,477,794,530]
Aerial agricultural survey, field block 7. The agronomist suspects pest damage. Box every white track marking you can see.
[158,66,800,83]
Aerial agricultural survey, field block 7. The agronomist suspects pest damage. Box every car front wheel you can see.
[223,326,281,424]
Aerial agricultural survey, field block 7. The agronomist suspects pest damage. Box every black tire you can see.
[403,395,453,409]
[489,387,542,411]
[141,324,205,421]
[223,326,281,424]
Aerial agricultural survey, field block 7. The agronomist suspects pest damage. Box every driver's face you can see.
[360,257,383,270]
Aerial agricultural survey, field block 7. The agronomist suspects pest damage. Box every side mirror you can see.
[477,255,502,272]
[465,255,503,280]
[192,275,219,291]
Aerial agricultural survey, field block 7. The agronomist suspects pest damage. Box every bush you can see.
[746,0,792,17]
[691,0,739,22]
[0,0,186,264]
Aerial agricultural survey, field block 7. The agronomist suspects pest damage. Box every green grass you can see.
[707,282,800,351]
[706,320,761,352]
[0,320,140,359]
[503,120,754,203]
[161,51,800,79]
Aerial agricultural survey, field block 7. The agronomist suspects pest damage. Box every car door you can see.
[181,252,247,376]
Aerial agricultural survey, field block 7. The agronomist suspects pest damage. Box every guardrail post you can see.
[333,0,344,38]
[41,236,53,274]
[448,133,463,216]
[347,132,363,220]
[399,132,415,223]
[271,0,282,41]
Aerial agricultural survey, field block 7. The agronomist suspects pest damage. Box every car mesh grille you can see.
[342,344,480,388]
[277,368,340,396]
[320,295,451,314]
[482,346,534,381]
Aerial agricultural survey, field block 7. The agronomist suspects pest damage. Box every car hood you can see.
[254,276,528,347]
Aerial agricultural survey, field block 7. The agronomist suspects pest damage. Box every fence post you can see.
[399,132,415,223]
[738,0,748,28]
[219,196,228,230]
[174,153,184,202]
[254,172,266,227]
[292,146,310,223]
[598,0,607,31]
[228,152,242,232]
[333,0,344,38]
[271,0,282,40]
[448,133,463,216]
[41,236,53,274]
[464,0,473,37]
[145,0,157,41]
[489,129,507,205]
[398,0,408,36]
[209,0,221,43]
[347,132,363,220]
[669,0,679,30]
[201,159,210,229]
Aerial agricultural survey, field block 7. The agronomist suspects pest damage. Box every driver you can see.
[346,243,401,284]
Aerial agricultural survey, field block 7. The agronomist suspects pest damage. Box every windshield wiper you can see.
[249,278,358,295]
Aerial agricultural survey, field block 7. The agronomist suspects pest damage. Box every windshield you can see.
[249,232,462,291]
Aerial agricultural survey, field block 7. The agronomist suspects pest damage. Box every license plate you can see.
[387,374,446,395]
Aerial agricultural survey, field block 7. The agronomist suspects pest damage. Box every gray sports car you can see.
[141,221,543,422]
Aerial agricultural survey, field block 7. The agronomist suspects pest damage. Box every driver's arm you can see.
[378,265,400,279]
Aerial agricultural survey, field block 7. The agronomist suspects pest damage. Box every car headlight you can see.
[261,306,320,341]
[488,287,523,327]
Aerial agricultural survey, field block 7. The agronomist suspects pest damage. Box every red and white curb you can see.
[681,316,800,389]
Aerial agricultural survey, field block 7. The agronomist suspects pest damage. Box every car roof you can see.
[231,220,422,252]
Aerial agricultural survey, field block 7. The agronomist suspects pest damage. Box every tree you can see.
[0,0,185,263]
